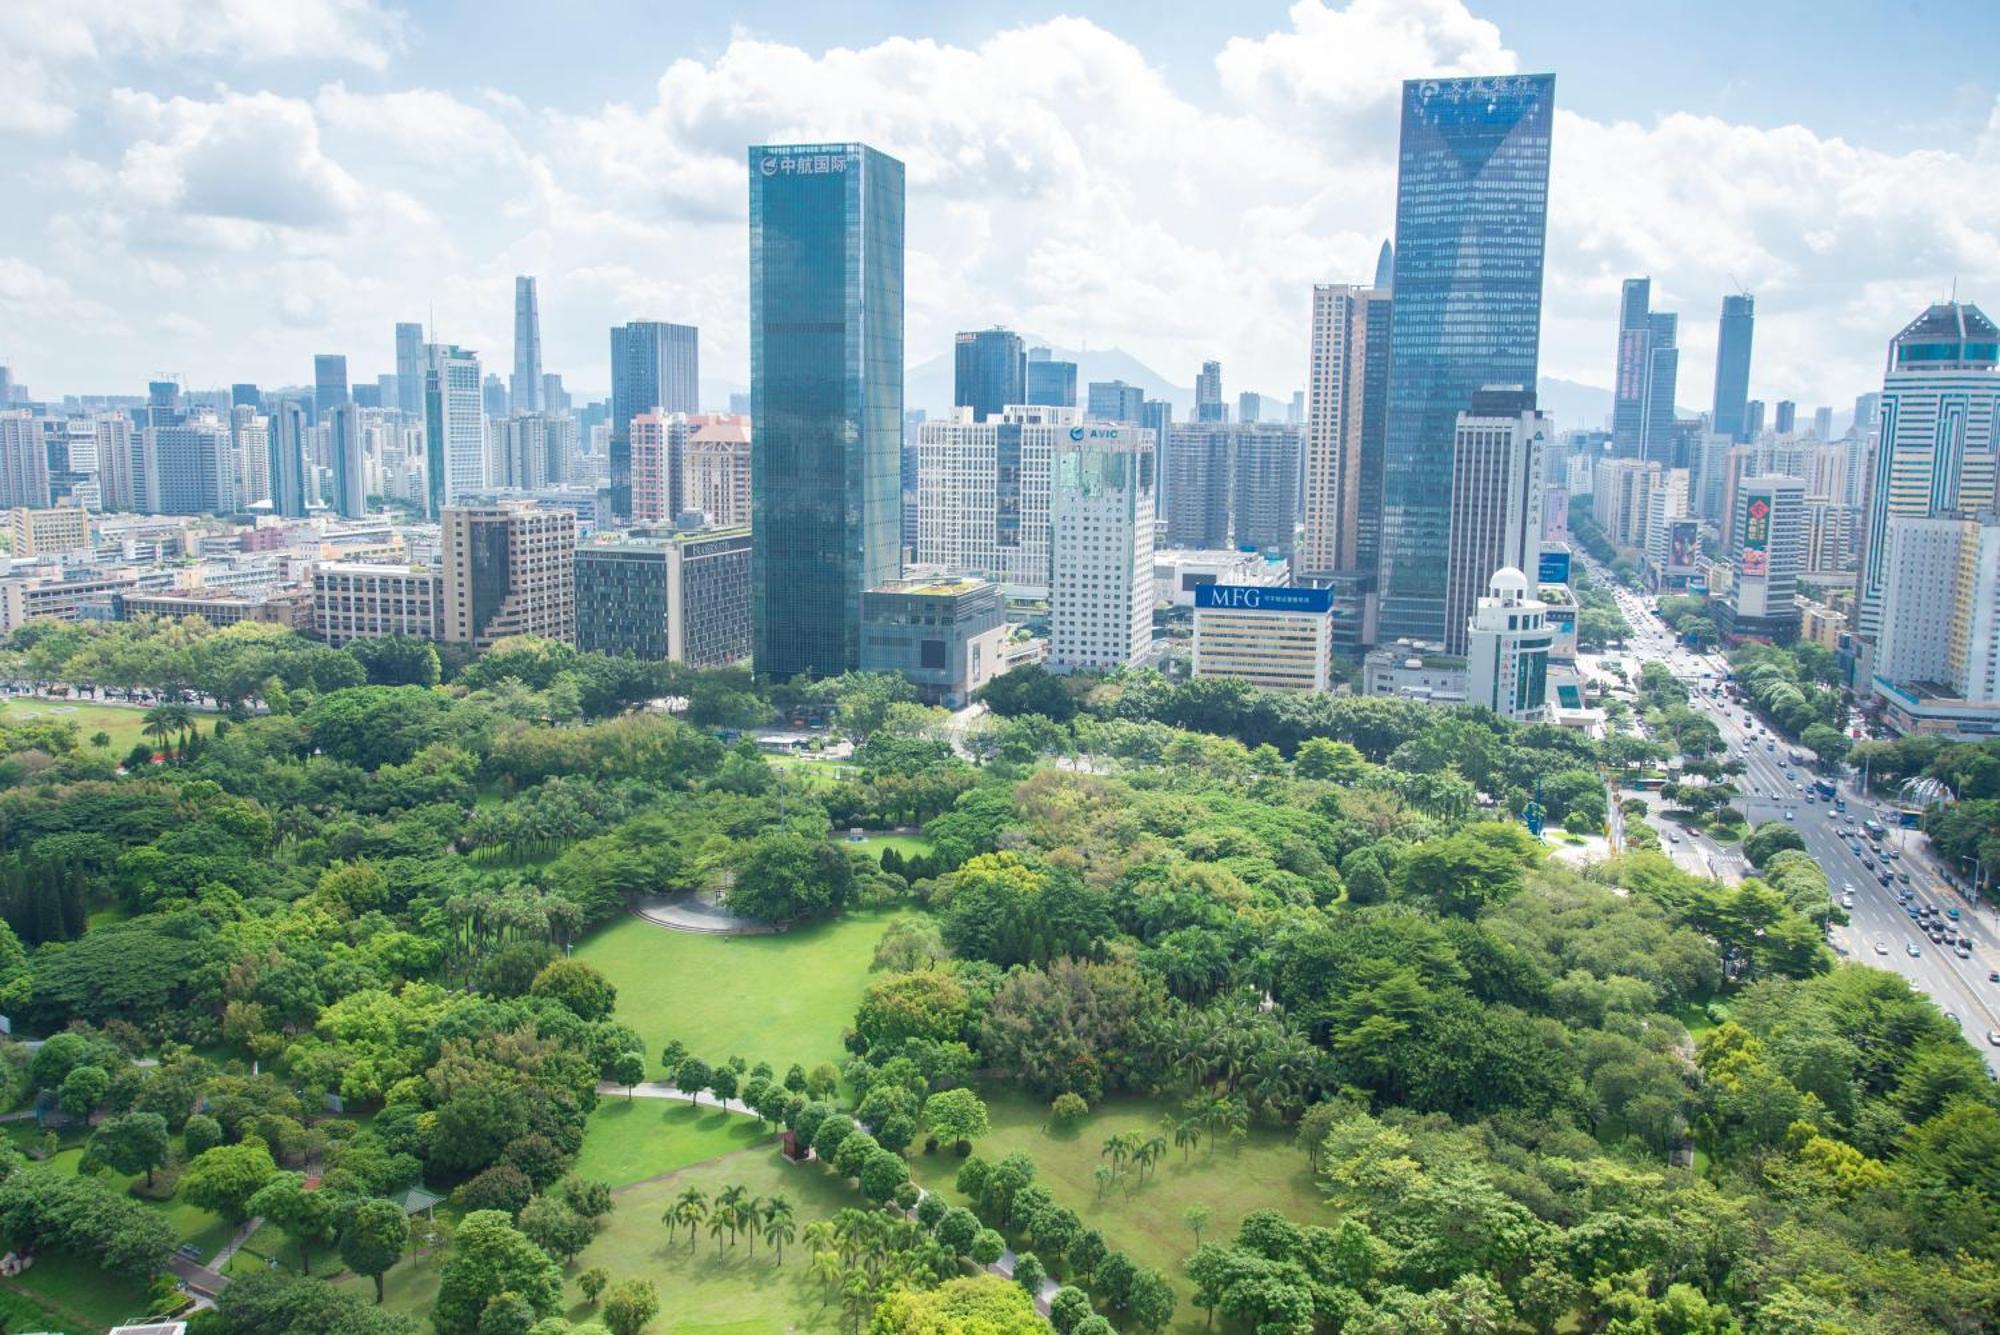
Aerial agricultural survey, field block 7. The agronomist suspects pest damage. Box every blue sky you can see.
[2,0,1996,421]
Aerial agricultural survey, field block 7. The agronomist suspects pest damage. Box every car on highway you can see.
[1988,1030,2000,1047]
[1948,906,1962,921]
[1784,810,1795,821]
[1908,941,1922,957]
[1989,970,1999,983]
[1875,939,1890,954]
[1842,892,1856,908]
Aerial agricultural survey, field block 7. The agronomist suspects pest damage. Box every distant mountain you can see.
[1534,377,1613,434]
[907,343,1195,418]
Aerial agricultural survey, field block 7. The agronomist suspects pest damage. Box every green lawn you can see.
[338,1142,866,1331]
[911,1087,1331,1332]
[838,833,933,859]
[0,1249,154,1332]
[0,698,158,755]
[763,752,857,787]
[573,1098,775,1188]
[575,910,895,1077]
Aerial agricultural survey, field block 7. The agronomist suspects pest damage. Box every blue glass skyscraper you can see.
[749,143,905,680]
[609,320,699,520]
[954,328,1025,422]
[1377,74,1554,644]
[1713,294,1755,442]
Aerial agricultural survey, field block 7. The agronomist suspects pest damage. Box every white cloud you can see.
[5,0,2000,420]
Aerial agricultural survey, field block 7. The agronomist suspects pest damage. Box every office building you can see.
[1713,294,1755,441]
[423,343,484,516]
[512,276,544,413]
[1872,513,2000,736]
[859,577,1009,707]
[1611,278,1651,456]
[0,413,51,510]
[573,528,752,666]
[268,400,310,519]
[1379,73,1555,642]
[1238,391,1263,425]
[1154,548,1288,607]
[1643,472,1697,590]
[1442,388,1546,654]
[1049,425,1154,672]
[1465,567,1551,721]
[1163,422,1302,559]
[1192,583,1333,692]
[749,142,903,680]
[9,504,88,556]
[1813,406,1834,441]
[953,329,1025,423]
[1026,348,1077,408]
[329,403,365,518]
[146,380,183,429]
[96,413,140,511]
[1195,361,1225,423]
[685,416,752,527]
[394,322,423,416]
[610,320,699,520]
[1301,282,1392,595]
[1139,400,1173,511]
[491,412,576,491]
[229,405,270,507]
[149,414,235,515]
[1086,380,1144,425]
[1745,399,1766,439]
[312,563,444,646]
[542,373,568,416]
[1717,475,1804,642]
[1803,498,1860,575]
[482,374,508,420]
[1774,400,1797,436]
[1853,392,1882,436]
[231,383,261,411]
[1591,458,1662,551]
[915,404,1064,595]
[441,501,577,648]
[1855,302,2000,638]
[313,355,348,420]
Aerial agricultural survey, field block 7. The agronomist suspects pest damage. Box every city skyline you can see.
[0,2,1994,414]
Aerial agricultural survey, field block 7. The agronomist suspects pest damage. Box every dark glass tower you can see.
[749,143,905,680]
[1713,293,1755,441]
[313,354,348,421]
[1377,73,1554,644]
[953,328,1025,422]
[609,320,699,520]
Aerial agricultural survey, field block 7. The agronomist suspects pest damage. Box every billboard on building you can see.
[1537,546,1572,586]
[1542,487,1569,541]
[1740,494,1771,577]
[1669,520,1699,572]
[1193,584,1332,613]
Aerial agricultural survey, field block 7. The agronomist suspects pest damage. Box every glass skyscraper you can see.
[1377,73,1554,644]
[954,328,1025,422]
[1713,293,1755,441]
[609,321,699,520]
[749,142,905,680]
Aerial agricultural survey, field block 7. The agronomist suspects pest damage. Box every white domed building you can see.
[1465,566,1551,721]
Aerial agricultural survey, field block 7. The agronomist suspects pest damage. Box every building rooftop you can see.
[869,577,990,597]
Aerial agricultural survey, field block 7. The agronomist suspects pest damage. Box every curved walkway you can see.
[631,895,783,936]
[593,1080,1061,1313]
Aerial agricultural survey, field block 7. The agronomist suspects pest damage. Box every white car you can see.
[1874,939,1889,955]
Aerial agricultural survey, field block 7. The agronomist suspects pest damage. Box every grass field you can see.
[574,910,895,1077]
[909,1087,1330,1331]
[839,833,933,859]
[573,1098,775,1188]
[0,698,157,754]
[339,1142,866,1330]
[764,752,858,787]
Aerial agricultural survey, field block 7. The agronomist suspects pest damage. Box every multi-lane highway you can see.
[1593,575,2000,1072]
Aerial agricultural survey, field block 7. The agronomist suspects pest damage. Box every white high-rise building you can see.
[1873,512,2000,736]
[1856,302,1999,639]
[1050,425,1155,672]
[1301,283,1390,583]
[1443,388,1545,655]
[1465,567,1551,722]
[1720,474,1805,641]
[0,412,51,510]
[231,404,270,507]
[423,343,485,516]
[95,413,139,511]
[916,404,1070,597]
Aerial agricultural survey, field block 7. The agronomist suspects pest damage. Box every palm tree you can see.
[707,1205,731,1255]
[808,1249,843,1300]
[801,1219,837,1259]
[1100,1133,1129,1180]
[673,1189,707,1254]
[140,703,187,758]
[1172,1115,1203,1164]
[716,1185,749,1248]
[743,1195,764,1256]
[1138,1133,1169,1184]
[763,1196,796,1263]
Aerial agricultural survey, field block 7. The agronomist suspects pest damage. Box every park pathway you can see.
[591,1081,1062,1314]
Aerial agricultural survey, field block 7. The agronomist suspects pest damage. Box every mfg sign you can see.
[1194,584,1333,614]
